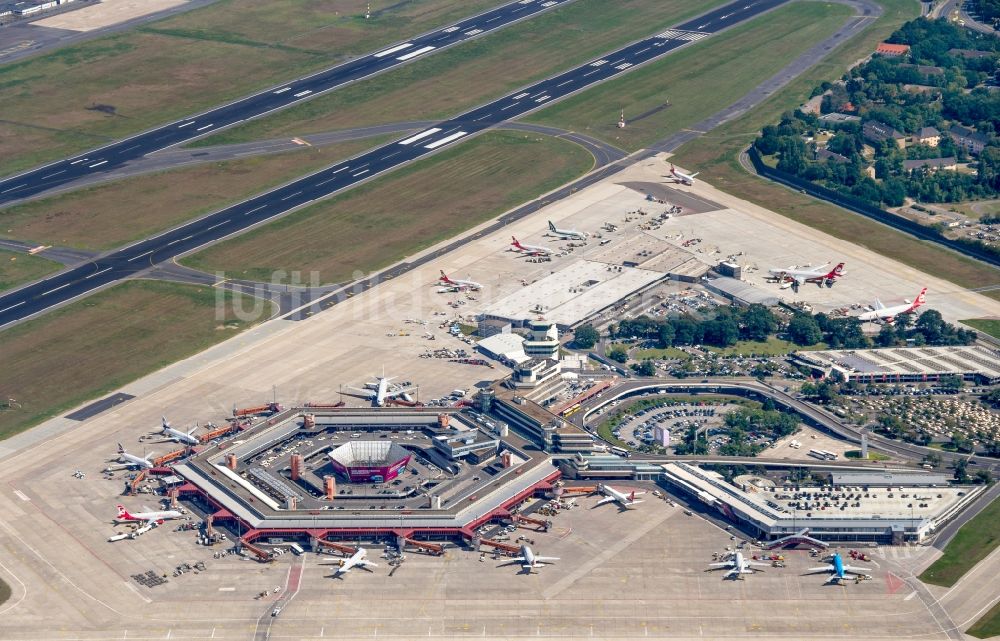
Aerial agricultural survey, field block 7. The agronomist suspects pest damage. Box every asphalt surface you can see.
[0,0,579,205]
[2,121,625,203]
[0,0,792,329]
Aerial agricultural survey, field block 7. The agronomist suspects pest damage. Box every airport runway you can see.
[0,0,792,329]
[1,121,625,203]
[0,0,578,205]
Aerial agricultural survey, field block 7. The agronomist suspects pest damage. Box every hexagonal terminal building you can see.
[328,441,412,483]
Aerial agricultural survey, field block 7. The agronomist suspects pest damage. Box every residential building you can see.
[876,42,910,56]
[863,120,907,149]
[948,125,990,156]
[902,157,957,172]
[911,126,941,147]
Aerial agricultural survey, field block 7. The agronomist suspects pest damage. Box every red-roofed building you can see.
[876,43,910,56]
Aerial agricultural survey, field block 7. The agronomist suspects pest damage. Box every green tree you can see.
[787,314,822,346]
[876,323,898,347]
[573,324,600,349]
[954,459,970,483]
[657,322,675,348]
[637,360,656,377]
[607,347,628,363]
[740,304,777,342]
[974,469,992,485]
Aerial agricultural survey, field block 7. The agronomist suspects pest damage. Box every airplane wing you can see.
[343,386,376,398]
[804,564,834,574]
[360,560,379,569]
[842,564,870,575]
[626,499,644,505]
[498,557,528,567]
[707,562,731,569]
[873,298,885,311]
[595,496,617,506]
[533,556,559,564]
[747,561,771,568]
[792,274,806,285]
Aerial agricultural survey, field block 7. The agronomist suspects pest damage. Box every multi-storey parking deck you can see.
[173,407,560,543]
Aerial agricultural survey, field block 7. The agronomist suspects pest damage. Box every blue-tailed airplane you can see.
[805,552,871,584]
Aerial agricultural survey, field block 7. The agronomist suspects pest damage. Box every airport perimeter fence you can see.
[745,147,1000,269]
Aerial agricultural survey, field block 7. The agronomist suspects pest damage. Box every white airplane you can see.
[858,288,927,324]
[115,504,183,524]
[322,548,378,577]
[499,544,559,573]
[767,262,844,289]
[595,484,645,509]
[510,236,553,256]
[158,416,200,446]
[114,443,155,470]
[706,551,769,580]
[438,270,482,292]
[668,163,699,186]
[804,552,871,584]
[547,220,586,241]
[345,371,417,407]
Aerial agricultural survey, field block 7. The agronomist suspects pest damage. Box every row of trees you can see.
[608,304,779,350]
[579,307,975,356]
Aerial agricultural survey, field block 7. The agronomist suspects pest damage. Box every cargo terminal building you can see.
[661,462,983,544]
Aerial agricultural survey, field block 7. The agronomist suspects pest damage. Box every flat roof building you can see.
[703,276,780,306]
[793,345,1000,384]
[661,462,981,544]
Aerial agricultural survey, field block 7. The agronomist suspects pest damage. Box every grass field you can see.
[844,450,891,461]
[967,599,1000,639]
[0,249,60,291]
[0,0,502,176]
[0,280,268,441]
[919,494,1000,587]
[182,131,594,283]
[0,138,386,251]
[706,338,828,357]
[526,1,852,151]
[961,319,1000,339]
[191,0,723,147]
[662,0,1000,302]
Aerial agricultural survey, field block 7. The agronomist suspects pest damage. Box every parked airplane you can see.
[115,504,183,524]
[158,417,200,446]
[510,236,553,256]
[595,484,645,509]
[438,270,482,292]
[547,220,586,241]
[114,443,155,470]
[767,262,845,289]
[499,544,559,573]
[706,551,769,580]
[858,288,927,324]
[322,548,378,577]
[345,370,417,407]
[805,552,871,584]
[668,164,699,186]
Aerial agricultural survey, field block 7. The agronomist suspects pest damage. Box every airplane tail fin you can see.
[826,262,845,279]
[914,287,927,307]
[117,442,125,454]
[548,221,557,232]
[161,416,170,431]
[116,504,131,519]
